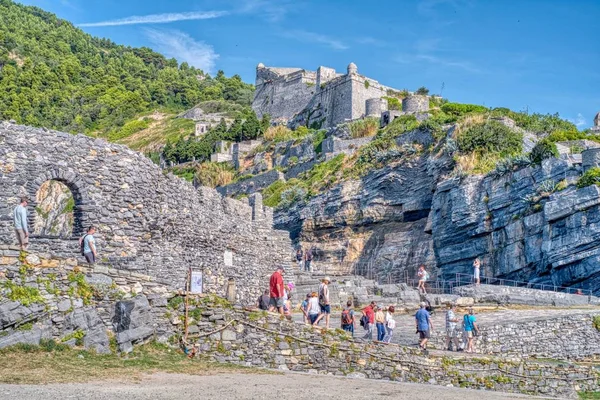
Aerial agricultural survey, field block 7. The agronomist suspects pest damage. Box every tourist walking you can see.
[361,301,376,340]
[304,248,313,272]
[14,196,29,251]
[417,265,428,294]
[296,248,304,270]
[268,266,285,315]
[341,300,355,336]
[283,282,294,318]
[307,292,320,325]
[445,303,460,351]
[375,306,386,341]
[300,293,311,323]
[473,258,481,285]
[415,302,433,353]
[462,307,479,353]
[257,289,270,310]
[79,226,97,265]
[383,306,396,343]
[313,277,331,328]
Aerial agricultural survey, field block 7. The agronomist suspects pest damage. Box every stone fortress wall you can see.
[0,121,293,303]
[252,63,400,129]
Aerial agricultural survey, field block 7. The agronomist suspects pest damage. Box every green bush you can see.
[530,139,559,164]
[108,119,150,141]
[194,162,235,188]
[348,118,379,138]
[457,121,522,156]
[415,87,430,95]
[441,103,488,117]
[383,96,401,111]
[577,167,600,189]
[312,130,327,153]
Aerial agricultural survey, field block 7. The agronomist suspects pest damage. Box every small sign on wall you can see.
[190,271,203,294]
[224,250,233,266]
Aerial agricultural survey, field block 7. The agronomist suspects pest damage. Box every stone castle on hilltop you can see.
[252,62,419,129]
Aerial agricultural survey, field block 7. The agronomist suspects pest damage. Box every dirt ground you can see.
[0,372,556,400]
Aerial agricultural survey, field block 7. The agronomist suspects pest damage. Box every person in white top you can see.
[313,277,331,329]
[307,292,320,325]
[473,258,481,285]
[383,306,396,343]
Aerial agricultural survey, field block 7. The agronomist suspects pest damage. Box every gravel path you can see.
[0,372,556,400]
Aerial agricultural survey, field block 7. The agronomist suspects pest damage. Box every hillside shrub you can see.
[311,130,327,153]
[530,139,559,164]
[577,167,600,189]
[383,96,401,111]
[194,162,235,188]
[108,119,150,141]
[441,103,488,117]
[457,120,522,156]
[264,126,311,143]
[279,187,307,208]
[348,118,379,138]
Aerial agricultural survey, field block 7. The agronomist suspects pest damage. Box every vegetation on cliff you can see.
[0,0,252,140]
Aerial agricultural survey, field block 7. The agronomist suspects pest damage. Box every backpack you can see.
[386,314,396,329]
[80,234,88,256]
[341,309,353,325]
[318,284,326,305]
[360,314,369,329]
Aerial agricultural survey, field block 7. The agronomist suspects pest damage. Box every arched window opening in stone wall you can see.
[33,180,75,238]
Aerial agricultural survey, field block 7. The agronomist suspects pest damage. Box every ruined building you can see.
[252,62,401,129]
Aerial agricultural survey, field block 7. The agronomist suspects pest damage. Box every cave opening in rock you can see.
[33,180,75,238]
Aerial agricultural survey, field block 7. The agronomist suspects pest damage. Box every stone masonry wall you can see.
[428,310,600,360]
[0,122,293,304]
[186,306,599,398]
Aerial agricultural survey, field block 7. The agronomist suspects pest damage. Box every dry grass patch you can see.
[0,341,266,385]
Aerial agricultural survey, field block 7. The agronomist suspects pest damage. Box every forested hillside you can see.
[0,0,253,136]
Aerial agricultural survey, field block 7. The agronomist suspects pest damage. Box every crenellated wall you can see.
[0,122,293,303]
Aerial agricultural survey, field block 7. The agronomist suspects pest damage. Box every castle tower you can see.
[402,95,429,113]
[347,62,358,75]
[316,66,336,89]
[365,98,388,118]
[592,112,600,132]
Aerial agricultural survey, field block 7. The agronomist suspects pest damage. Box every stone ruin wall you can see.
[0,122,293,303]
[252,65,317,123]
[253,64,399,129]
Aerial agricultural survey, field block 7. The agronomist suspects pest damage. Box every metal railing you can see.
[453,273,594,297]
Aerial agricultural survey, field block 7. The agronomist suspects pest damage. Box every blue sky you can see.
[20,0,600,129]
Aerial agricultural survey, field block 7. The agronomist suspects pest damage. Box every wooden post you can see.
[184,267,191,342]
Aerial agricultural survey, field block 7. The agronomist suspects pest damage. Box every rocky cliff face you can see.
[33,180,74,237]
[275,150,452,281]
[432,157,600,293]
[276,149,600,294]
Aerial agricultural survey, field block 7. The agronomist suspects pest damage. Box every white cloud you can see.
[572,113,587,127]
[79,11,227,27]
[236,0,298,22]
[283,30,348,50]
[144,29,218,73]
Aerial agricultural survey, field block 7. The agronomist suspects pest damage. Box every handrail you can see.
[453,272,593,297]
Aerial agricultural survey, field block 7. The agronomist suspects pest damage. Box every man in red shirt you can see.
[268,266,285,315]
[362,301,376,340]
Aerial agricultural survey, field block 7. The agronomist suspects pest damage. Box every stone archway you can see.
[25,169,91,238]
